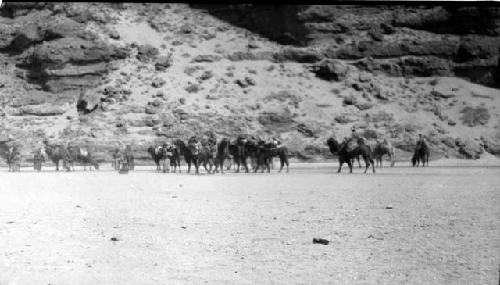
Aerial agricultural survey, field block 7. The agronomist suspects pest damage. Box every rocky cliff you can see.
[0,3,499,164]
[199,5,500,87]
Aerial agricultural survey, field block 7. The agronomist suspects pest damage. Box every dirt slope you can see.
[0,3,499,163]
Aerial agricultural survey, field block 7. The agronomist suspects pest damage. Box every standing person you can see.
[33,148,45,172]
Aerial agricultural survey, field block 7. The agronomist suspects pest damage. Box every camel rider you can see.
[271,137,282,148]
[382,137,392,147]
[237,135,248,145]
[154,144,163,156]
[125,144,132,153]
[416,134,427,149]
[350,126,360,140]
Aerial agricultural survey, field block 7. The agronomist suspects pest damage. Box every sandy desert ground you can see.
[0,159,499,285]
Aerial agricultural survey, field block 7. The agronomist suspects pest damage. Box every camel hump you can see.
[80,148,89,156]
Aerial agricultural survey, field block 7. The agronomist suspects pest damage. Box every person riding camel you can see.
[416,134,427,150]
[350,126,360,140]
[271,137,282,148]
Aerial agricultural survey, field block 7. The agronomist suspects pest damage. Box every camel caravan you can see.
[0,128,430,174]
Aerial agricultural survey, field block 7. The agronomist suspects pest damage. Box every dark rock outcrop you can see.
[198,5,500,87]
[311,59,351,81]
[1,9,129,93]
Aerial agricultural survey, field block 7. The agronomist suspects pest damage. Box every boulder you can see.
[235,79,248,88]
[274,48,323,63]
[296,123,318,138]
[155,55,173,71]
[198,70,214,81]
[108,29,120,40]
[77,89,101,114]
[179,23,192,34]
[431,90,455,99]
[136,44,159,62]
[152,77,166,88]
[191,54,222,63]
[312,59,351,81]
[354,101,373,110]
[226,51,274,61]
[245,76,256,86]
[334,115,357,124]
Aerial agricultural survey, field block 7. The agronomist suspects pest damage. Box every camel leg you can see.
[357,156,362,168]
[242,158,249,173]
[203,161,209,174]
[219,157,225,174]
[363,157,370,174]
[235,158,240,173]
[194,161,199,174]
[347,160,353,173]
[209,160,214,174]
[371,158,375,173]
[338,160,343,173]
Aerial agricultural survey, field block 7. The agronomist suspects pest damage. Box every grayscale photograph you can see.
[0,2,499,284]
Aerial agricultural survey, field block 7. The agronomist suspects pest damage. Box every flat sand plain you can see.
[0,160,499,284]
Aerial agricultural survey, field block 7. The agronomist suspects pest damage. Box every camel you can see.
[67,145,99,171]
[253,140,289,173]
[229,136,256,173]
[5,147,21,172]
[327,137,375,174]
[147,145,168,172]
[186,136,202,174]
[213,138,231,174]
[161,142,180,173]
[412,140,430,167]
[197,142,217,174]
[373,139,396,168]
[43,139,71,171]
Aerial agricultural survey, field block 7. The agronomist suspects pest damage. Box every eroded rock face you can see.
[199,5,500,87]
[1,8,129,93]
